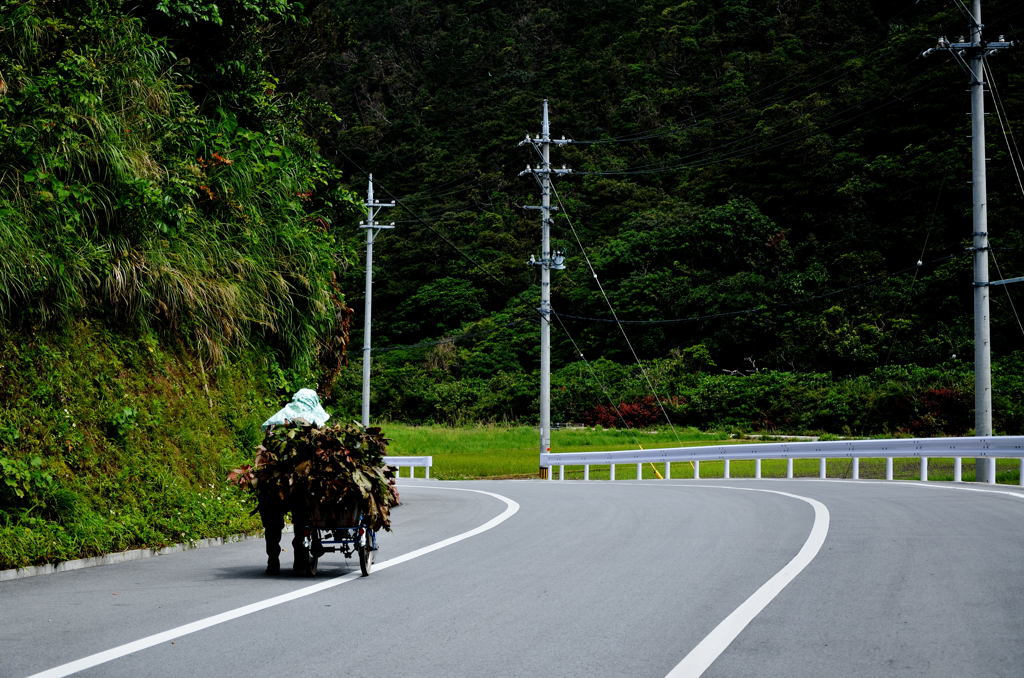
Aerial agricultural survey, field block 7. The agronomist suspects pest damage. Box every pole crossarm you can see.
[518,134,574,147]
[922,37,1014,59]
[986,276,1024,287]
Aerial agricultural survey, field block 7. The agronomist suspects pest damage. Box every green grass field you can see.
[381,424,1023,483]
[384,423,724,478]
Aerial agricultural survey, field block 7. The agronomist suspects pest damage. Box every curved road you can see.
[2,479,1023,677]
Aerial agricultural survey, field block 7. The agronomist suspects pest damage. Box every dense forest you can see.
[1,0,1024,565]
[300,0,1024,425]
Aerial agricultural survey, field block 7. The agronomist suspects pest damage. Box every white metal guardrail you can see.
[383,455,432,479]
[540,436,1024,485]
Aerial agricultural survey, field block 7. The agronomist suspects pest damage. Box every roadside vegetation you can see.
[0,322,269,569]
[2,1,1023,570]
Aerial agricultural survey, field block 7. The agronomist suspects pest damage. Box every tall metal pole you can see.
[539,103,553,473]
[969,0,994,483]
[360,174,394,427]
[520,100,571,477]
[922,3,1012,483]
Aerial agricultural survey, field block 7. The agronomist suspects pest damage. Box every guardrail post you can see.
[987,458,997,484]
[852,457,859,480]
[754,459,761,479]
[664,461,671,480]
[409,466,415,479]
[636,462,643,480]
[559,465,565,481]
[885,457,893,480]
[610,464,616,481]
[724,459,731,479]
[425,465,430,479]
[584,464,590,481]
[954,457,961,483]
[819,457,826,479]
[920,457,928,482]
[786,458,793,479]
[694,460,700,479]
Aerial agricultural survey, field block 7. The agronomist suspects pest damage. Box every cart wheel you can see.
[358,544,372,576]
[357,529,373,576]
[295,532,318,577]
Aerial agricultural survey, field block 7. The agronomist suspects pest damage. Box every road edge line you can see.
[24,486,519,678]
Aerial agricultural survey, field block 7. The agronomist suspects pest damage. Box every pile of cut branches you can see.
[230,422,400,531]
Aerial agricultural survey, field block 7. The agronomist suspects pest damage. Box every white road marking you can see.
[26,486,519,678]
[822,478,1024,500]
[661,485,830,678]
[606,477,1023,675]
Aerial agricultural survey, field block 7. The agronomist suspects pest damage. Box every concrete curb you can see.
[0,526,294,582]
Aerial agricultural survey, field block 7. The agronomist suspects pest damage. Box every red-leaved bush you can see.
[579,396,663,429]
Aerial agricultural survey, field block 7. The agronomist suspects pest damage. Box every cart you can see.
[298,501,378,577]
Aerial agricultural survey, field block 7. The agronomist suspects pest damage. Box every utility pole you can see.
[360,174,394,427]
[923,1,1012,483]
[520,100,572,478]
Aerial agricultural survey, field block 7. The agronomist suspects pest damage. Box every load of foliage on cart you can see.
[229,422,400,531]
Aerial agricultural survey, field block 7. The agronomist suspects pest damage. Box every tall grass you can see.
[0,2,355,371]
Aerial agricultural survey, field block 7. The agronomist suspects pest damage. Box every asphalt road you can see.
[2,478,1023,677]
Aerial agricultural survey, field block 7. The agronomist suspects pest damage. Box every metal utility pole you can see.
[519,100,572,478]
[360,174,394,427]
[923,1,1012,483]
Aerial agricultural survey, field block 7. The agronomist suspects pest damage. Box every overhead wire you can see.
[335,148,514,292]
[984,60,1024,199]
[553,252,964,326]
[882,176,945,366]
[339,2,1014,385]
[980,59,1024,343]
[333,150,554,361]
[393,174,488,206]
[565,0,934,150]
[950,0,979,26]
[990,247,1024,342]
[374,311,535,354]
[570,60,861,146]
[549,181,685,445]
[570,17,1001,177]
[550,312,650,452]
[576,78,935,177]
[567,35,936,176]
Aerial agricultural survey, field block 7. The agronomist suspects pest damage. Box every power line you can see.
[569,60,862,146]
[336,149,515,292]
[374,311,535,354]
[553,252,964,326]
[549,180,685,446]
[576,80,933,177]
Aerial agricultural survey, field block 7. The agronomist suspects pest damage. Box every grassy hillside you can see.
[0,321,289,568]
[0,1,361,568]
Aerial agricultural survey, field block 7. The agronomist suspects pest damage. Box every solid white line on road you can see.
[823,478,1024,500]
[661,485,830,678]
[26,487,519,678]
